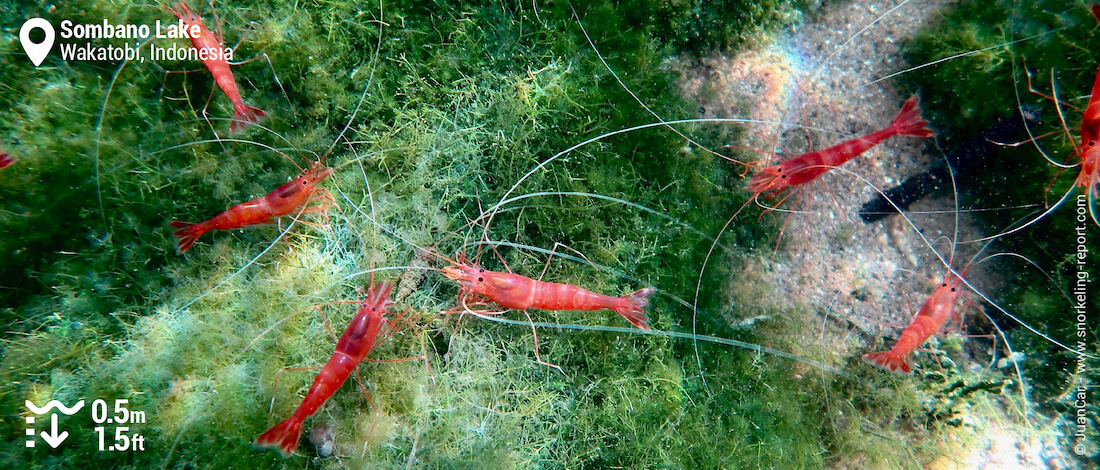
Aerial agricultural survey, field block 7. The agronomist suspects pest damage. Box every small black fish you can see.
[859,110,1039,223]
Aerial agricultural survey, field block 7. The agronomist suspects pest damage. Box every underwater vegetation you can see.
[901,0,1099,439]
[0,0,1092,469]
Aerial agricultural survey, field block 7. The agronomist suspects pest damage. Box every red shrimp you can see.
[171,1,266,134]
[1072,36,1100,206]
[441,253,654,330]
[748,95,934,197]
[998,14,1100,235]
[0,152,14,170]
[1072,5,1100,194]
[1027,17,1100,228]
[862,272,964,374]
[254,281,396,458]
[1079,62,1100,144]
[169,162,334,253]
[999,5,1100,232]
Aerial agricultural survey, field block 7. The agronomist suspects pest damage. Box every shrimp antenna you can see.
[237,297,372,359]
[330,177,462,270]
[827,165,1094,425]
[225,122,317,172]
[776,0,915,124]
[355,140,381,275]
[330,146,411,172]
[483,191,740,257]
[477,117,768,252]
[569,1,747,168]
[94,35,157,236]
[318,20,384,168]
[263,0,385,175]
[835,31,1057,114]
[469,314,862,383]
[945,147,961,274]
[829,166,1084,356]
[961,179,1078,244]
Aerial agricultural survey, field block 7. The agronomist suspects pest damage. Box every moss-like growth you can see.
[899,0,1098,427]
[0,0,1064,468]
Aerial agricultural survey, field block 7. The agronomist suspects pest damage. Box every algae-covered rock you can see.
[0,0,1085,468]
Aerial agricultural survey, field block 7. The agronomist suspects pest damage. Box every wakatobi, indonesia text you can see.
[59,42,231,63]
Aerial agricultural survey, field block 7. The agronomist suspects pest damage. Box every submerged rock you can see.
[309,423,336,458]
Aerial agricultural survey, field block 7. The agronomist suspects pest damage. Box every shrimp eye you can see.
[478,268,485,273]
[950,287,956,292]
[478,277,484,282]
[1090,141,1096,147]
[781,174,786,178]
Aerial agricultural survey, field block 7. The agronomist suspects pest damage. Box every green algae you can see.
[0,0,1067,468]
[899,0,1098,441]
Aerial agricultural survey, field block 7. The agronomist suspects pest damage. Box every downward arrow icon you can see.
[40,414,68,448]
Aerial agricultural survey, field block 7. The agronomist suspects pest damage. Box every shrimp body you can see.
[1080,67,1100,144]
[1074,52,1100,201]
[171,2,266,134]
[748,95,934,196]
[1089,4,1100,144]
[862,273,964,374]
[254,282,395,458]
[442,258,654,330]
[170,163,334,252]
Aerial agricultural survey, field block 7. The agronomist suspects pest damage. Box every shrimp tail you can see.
[861,350,913,374]
[254,417,302,458]
[890,95,934,138]
[229,104,267,134]
[169,221,204,253]
[615,287,655,330]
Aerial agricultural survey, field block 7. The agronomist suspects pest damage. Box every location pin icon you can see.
[20,18,55,67]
